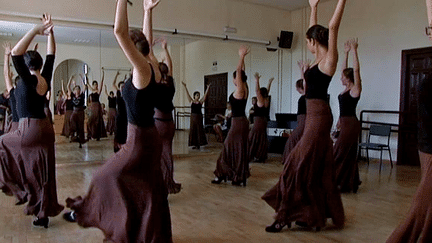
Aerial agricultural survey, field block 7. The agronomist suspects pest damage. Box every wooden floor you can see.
[0,131,421,242]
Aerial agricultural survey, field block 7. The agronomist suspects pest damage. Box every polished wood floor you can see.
[0,131,421,242]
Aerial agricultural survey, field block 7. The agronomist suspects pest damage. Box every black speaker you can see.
[278,31,293,49]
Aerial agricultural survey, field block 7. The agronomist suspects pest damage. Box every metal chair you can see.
[358,125,393,173]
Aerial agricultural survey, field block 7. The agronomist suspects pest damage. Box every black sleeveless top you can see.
[8,88,19,122]
[418,76,432,154]
[191,102,202,115]
[254,104,270,120]
[230,93,247,117]
[155,76,175,113]
[65,99,74,111]
[338,91,360,117]
[297,95,306,115]
[72,93,85,108]
[90,92,100,103]
[108,97,116,109]
[304,64,332,100]
[122,67,156,128]
[116,90,126,117]
[12,55,55,119]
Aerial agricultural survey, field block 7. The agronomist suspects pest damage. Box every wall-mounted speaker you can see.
[278,31,293,49]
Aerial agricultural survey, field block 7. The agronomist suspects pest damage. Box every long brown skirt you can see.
[70,107,86,144]
[61,110,73,137]
[262,99,345,228]
[248,116,268,162]
[44,107,53,124]
[106,108,116,135]
[155,109,181,194]
[189,113,207,147]
[334,116,361,193]
[87,102,107,140]
[387,151,432,243]
[66,123,172,243]
[282,114,306,164]
[0,117,64,218]
[214,116,250,183]
[4,121,18,134]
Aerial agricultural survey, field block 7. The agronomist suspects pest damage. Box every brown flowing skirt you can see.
[189,113,207,147]
[386,151,432,243]
[87,102,107,140]
[155,109,181,194]
[214,116,250,182]
[4,121,18,134]
[66,123,172,243]
[106,108,117,135]
[282,114,306,164]
[56,99,65,115]
[61,110,73,137]
[248,116,268,162]
[44,107,53,124]
[262,99,345,228]
[334,116,361,193]
[0,117,64,218]
[70,107,86,144]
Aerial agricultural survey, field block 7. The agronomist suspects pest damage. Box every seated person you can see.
[213,102,232,142]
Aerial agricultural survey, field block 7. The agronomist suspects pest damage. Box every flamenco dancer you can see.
[248,73,273,163]
[182,81,211,149]
[70,76,87,148]
[113,74,127,152]
[2,42,19,133]
[64,0,172,242]
[334,38,362,193]
[60,75,74,138]
[85,69,107,140]
[386,1,432,241]
[262,0,346,232]
[104,73,118,135]
[282,62,308,164]
[212,45,250,186]
[0,13,64,228]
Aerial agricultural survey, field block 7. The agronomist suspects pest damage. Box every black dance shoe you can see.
[211,176,226,184]
[63,211,77,223]
[232,179,246,187]
[265,221,289,233]
[33,217,49,228]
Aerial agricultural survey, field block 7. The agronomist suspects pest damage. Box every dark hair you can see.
[74,85,81,91]
[252,96,257,101]
[260,87,269,98]
[109,91,114,96]
[233,70,247,83]
[343,68,354,83]
[14,76,20,85]
[92,81,98,86]
[306,25,329,48]
[118,81,125,89]
[159,62,169,76]
[129,29,150,56]
[24,51,43,70]
[193,91,200,98]
[296,79,304,89]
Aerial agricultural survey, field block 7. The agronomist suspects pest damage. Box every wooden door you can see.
[204,73,228,126]
[398,47,432,166]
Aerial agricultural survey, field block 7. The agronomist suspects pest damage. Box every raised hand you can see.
[143,0,160,11]
[309,0,320,7]
[269,77,274,83]
[238,45,250,57]
[344,40,351,53]
[297,59,311,74]
[2,42,11,55]
[161,39,167,49]
[254,72,261,80]
[350,38,359,50]
[181,81,187,87]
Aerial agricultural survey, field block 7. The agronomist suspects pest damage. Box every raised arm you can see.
[3,42,13,92]
[46,14,55,55]
[114,0,152,89]
[200,83,211,104]
[233,45,249,98]
[112,71,120,91]
[104,85,109,98]
[181,81,193,103]
[324,0,347,76]
[267,77,274,93]
[342,39,351,71]
[298,59,310,94]
[67,76,74,98]
[98,69,104,94]
[309,0,320,27]
[143,0,160,62]
[162,40,173,76]
[350,38,362,98]
[79,73,88,92]
[427,0,432,26]
[254,73,264,107]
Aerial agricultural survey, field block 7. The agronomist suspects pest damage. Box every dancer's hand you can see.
[309,0,320,7]
[238,45,250,57]
[2,42,11,55]
[254,72,261,80]
[36,13,53,35]
[161,39,167,49]
[297,59,311,74]
[344,40,351,53]
[350,38,358,50]
[181,81,187,87]
[143,0,160,11]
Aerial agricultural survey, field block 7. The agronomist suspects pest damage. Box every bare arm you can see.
[104,85,109,98]
[267,77,274,93]
[112,71,120,91]
[46,14,55,55]
[350,39,362,98]
[309,0,320,27]
[143,0,160,62]
[162,40,173,76]
[342,40,350,71]
[200,84,211,103]
[98,69,104,94]
[66,75,73,99]
[298,60,311,94]
[428,0,432,26]
[233,45,249,99]
[114,0,153,90]
[181,81,193,103]
[3,42,13,92]
[254,73,264,107]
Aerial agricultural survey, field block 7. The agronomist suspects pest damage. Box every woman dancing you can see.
[70,77,87,148]
[248,74,273,163]
[386,1,432,241]
[2,42,19,133]
[85,70,107,140]
[213,101,232,142]
[0,13,64,228]
[212,45,250,186]
[61,75,74,138]
[262,0,346,232]
[104,74,118,135]
[113,75,127,152]
[64,0,172,242]
[182,81,210,149]
[334,38,362,193]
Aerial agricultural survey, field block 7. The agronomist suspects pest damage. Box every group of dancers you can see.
[0,0,431,242]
